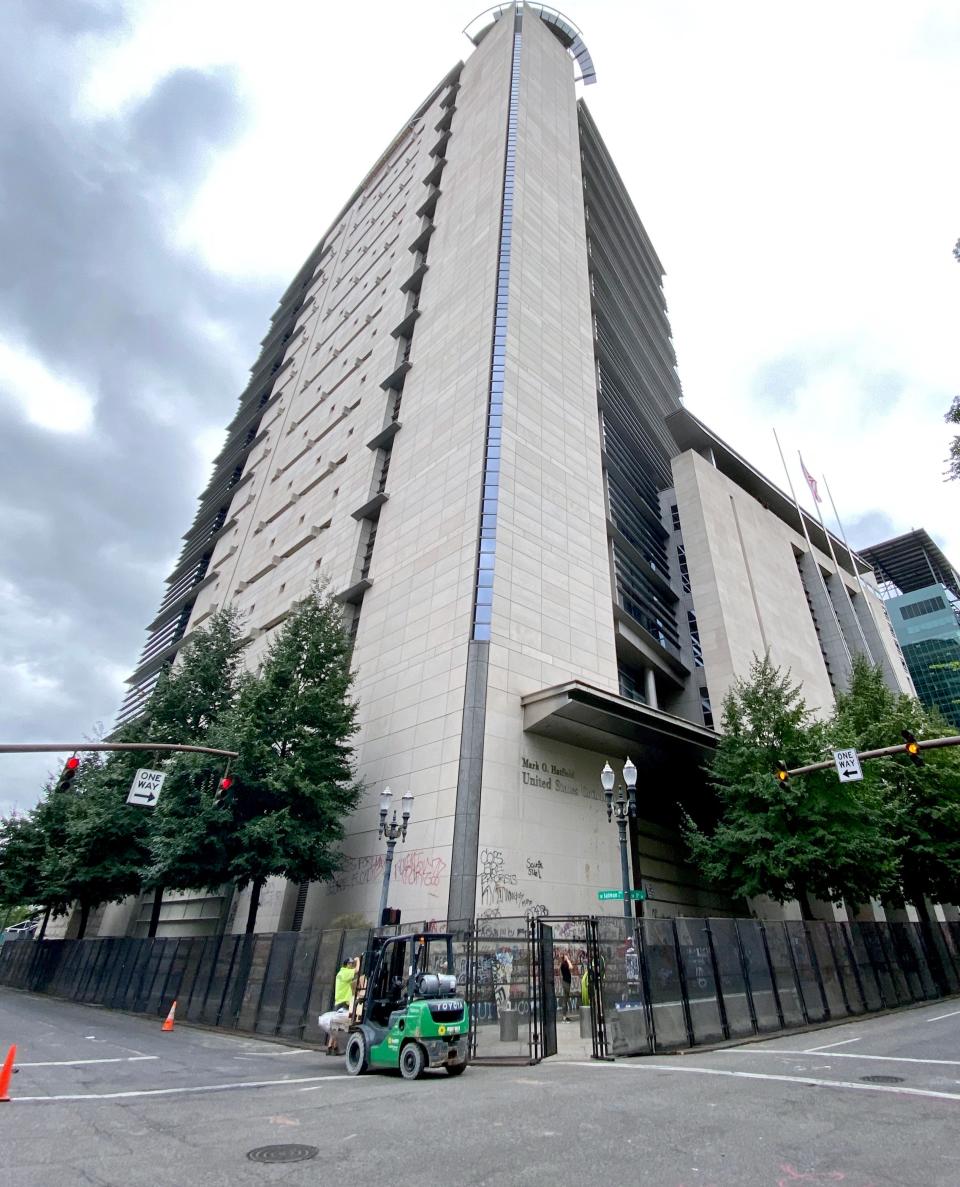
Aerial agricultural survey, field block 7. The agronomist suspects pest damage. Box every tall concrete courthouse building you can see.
[106,5,911,938]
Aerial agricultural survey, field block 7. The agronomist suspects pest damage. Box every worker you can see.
[319,956,360,1054]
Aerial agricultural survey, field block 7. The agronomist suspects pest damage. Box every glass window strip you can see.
[471,29,522,640]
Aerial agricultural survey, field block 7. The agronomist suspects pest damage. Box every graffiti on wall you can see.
[328,849,447,893]
[479,848,548,921]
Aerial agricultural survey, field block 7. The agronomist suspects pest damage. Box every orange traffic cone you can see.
[0,1044,16,1102]
[161,1001,177,1032]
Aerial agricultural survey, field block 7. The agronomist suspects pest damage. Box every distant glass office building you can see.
[859,530,960,729]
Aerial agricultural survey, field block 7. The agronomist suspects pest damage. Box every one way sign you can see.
[127,768,166,807]
[833,749,863,783]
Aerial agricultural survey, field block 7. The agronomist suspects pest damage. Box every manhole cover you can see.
[860,1075,905,1085]
[247,1145,319,1164]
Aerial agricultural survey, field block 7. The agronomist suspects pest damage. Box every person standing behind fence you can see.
[559,951,573,1020]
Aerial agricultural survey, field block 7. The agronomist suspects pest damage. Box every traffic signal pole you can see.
[780,734,960,779]
[0,742,238,758]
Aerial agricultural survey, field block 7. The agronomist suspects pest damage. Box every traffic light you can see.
[775,761,790,784]
[380,908,401,926]
[56,754,80,793]
[902,730,924,767]
[214,774,234,803]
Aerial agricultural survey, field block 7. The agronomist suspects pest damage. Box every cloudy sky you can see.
[2,0,957,814]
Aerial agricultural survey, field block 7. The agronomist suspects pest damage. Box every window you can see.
[688,609,703,667]
[671,504,681,532]
[901,596,946,620]
[699,686,713,729]
[677,544,691,594]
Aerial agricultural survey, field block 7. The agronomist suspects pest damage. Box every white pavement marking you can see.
[12,1074,345,1103]
[563,1060,960,1103]
[927,1009,960,1022]
[803,1037,862,1053]
[19,1056,159,1068]
[723,1049,960,1068]
[233,1048,313,1058]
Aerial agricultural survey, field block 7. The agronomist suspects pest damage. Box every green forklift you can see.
[344,931,469,1079]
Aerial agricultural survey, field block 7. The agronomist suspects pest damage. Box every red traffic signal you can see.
[56,754,80,792]
[219,776,234,792]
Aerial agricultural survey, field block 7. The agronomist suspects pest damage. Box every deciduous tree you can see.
[684,655,898,917]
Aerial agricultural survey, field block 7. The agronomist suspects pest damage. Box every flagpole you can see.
[773,429,852,673]
[800,452,875,664]
[823,474,891,665]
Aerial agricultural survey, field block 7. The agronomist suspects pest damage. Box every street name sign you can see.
[127,768,166,807]
[833,748,863,783]
[597,889,648,901]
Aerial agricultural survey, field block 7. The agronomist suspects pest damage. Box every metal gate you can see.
[463,916,538,1064]
[531,918,557,1059]
[531,916,612,1060]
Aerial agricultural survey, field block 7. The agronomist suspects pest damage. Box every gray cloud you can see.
[846,510,900,551]
[0,1,278,813]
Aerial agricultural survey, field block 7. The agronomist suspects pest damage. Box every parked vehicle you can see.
[344,931,469,1080]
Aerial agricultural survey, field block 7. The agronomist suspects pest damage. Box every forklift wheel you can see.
[345,1032,368,1076]
[445,1062,467,1077]
[399,1042,425,1080]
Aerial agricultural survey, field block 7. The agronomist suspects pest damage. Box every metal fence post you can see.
[670,920,696,1048]
[732,920,760,1035]
[703,920,730,1041]
[803,922,831,1021]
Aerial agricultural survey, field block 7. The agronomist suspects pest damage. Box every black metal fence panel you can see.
[2,914,959,1059]
[707,919,755,1038]
[591,916,650,1057]
[675,918,725,1045]
[639,919,688,1051]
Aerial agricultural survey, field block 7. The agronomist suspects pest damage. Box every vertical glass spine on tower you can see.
[471,25,522,642]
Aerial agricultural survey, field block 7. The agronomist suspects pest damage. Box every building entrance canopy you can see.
[522,679,716,802]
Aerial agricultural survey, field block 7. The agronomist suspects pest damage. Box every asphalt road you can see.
[2,988,960,1186]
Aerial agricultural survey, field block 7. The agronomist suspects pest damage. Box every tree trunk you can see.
[37,906,51,941]
[909,890,933,924]
[245,878,264,935]
[147,886,164,938]
[797,888,816,921]
[216,883,235,936]
[77,901,91,940]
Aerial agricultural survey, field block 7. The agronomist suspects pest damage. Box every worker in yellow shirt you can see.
[319,956,360,1053]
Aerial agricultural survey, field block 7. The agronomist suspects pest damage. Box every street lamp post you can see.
[601,758,639,919]
[377,786,413,924]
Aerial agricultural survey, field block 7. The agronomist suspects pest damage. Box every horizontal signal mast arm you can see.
[787,734,960,777]
[0,743,239,759]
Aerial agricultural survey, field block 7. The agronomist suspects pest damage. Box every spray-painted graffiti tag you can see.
[328,849,447,893]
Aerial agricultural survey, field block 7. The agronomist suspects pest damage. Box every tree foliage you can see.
[945,395,960,483]
[217,585,362,932]
[832,657,960,916]
[1,595,361,936]
[684,655,899,916]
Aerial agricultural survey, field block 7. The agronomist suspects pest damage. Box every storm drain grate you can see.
[860,1075,905,1085]
[247,1145,319,1164]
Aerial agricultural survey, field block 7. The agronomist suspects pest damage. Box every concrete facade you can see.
[103,5,914,939]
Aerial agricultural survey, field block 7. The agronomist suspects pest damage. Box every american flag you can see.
[799,454,822,504]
